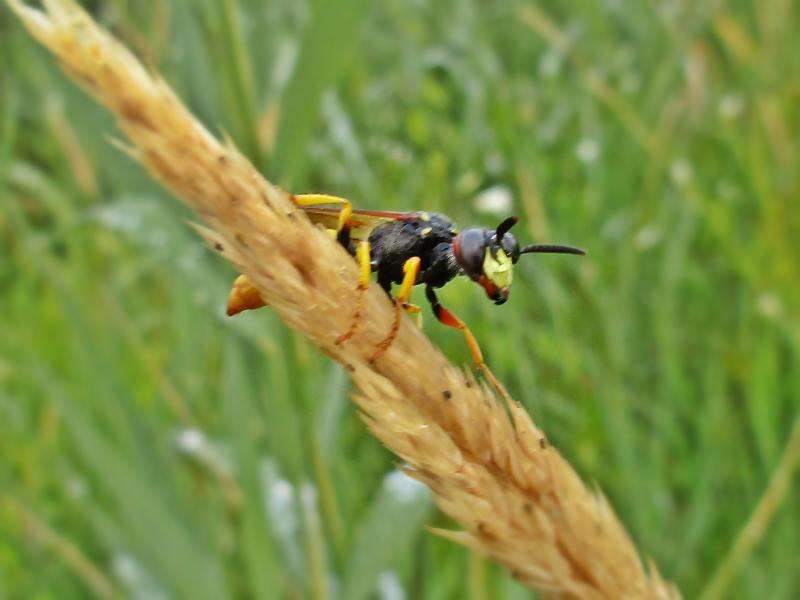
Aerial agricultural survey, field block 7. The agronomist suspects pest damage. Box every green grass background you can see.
[1,0,799,598]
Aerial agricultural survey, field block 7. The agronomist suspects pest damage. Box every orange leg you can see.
[425,285,513,405]
[228,194,423,339]
[226,274,267,316]
[228,194,352,317]
[425,285,484,364]
[336,240,372,345]
[369,257,421,363]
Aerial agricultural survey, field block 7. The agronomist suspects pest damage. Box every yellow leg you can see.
[336,241,372,345]
[370,257,421,363]
[401,303,422,331]
[403,303,422,328]
[294,193,352,235]
[387,300,421,327]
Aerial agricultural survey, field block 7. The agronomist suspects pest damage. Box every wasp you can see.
[227,194,585,366]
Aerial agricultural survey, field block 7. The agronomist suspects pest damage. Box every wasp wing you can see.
[300,206,413,242]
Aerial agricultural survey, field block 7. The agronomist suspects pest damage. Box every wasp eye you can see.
[453,228,489,277]
[500,232,520,263]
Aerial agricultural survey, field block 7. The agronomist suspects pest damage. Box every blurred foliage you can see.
[1,0,799,598]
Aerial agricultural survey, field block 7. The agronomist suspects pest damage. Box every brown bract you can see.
[8,1,679,597]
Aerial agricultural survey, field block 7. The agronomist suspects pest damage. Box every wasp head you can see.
[452,217,520,305]
[453,216,585,306]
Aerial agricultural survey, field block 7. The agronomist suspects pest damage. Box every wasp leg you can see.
[424,285,484,364]
[336,240,371,345]
[227,274,267,316]
[370,257,421,363]
[377,270,423,324]
[294,193,352,242]
[227,194,352,315]
[425,285,513,403]
[376,272,422,324]
[403,303,423,328]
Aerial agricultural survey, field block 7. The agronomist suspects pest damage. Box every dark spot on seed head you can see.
[214,242,224,252]
[465,380,472,388]
[539,437,548,450]
[119,98,154,130]
[293,259,314,285]
[442,390,452,400]
[345,363,355,373]
[523,502,533,514]
[218,155,228,165]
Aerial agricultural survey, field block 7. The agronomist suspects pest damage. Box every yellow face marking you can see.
[421,212,431,222]
[483,248,513,289]
[421,227,432,237]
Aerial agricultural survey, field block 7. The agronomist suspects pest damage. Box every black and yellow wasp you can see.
[227,194,585,365]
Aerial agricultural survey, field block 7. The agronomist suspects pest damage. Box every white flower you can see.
[175,429,231,474]
[66,477,88,500]
[383,469,429,504]
[113,553,168,600]
[261,459,304,578]
[575,138,600,164]
[176,428,205,453]
[264,470,297,537]
[634,226,662,250]
[670,159,693,186]
[719,94,744,120]
[473,185,513,216]
[757,293,783,319]
[539,51,562,78]
[378,570,406,600]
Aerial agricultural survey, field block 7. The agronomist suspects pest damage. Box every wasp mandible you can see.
[227,194,585,365]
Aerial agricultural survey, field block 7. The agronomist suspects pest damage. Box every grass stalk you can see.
[214,0,263,167]
[700,414,800,600]
[3,495,118,599]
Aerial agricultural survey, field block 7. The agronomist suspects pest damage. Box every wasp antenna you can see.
[520,244,586,256]
[495,216,519,241]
